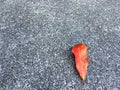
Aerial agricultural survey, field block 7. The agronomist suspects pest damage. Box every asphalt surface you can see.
[0,0,120,90]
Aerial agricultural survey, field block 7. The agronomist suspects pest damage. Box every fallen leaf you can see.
[72,43,89,82]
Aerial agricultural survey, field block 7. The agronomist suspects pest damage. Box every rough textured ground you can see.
[0,0,120,90]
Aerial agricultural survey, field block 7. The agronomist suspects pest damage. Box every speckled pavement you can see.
[0,0,120,90]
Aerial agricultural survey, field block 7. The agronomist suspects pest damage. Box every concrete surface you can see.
[0,0,120,90]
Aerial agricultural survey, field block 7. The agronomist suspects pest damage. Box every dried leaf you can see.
[72,43,89,81]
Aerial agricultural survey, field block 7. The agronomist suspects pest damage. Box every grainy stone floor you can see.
[0,0,120,90]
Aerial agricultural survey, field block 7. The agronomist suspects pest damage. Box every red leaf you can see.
[72,43,89,81]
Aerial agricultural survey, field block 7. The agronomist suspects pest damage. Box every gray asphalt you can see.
[0,0,120,90]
